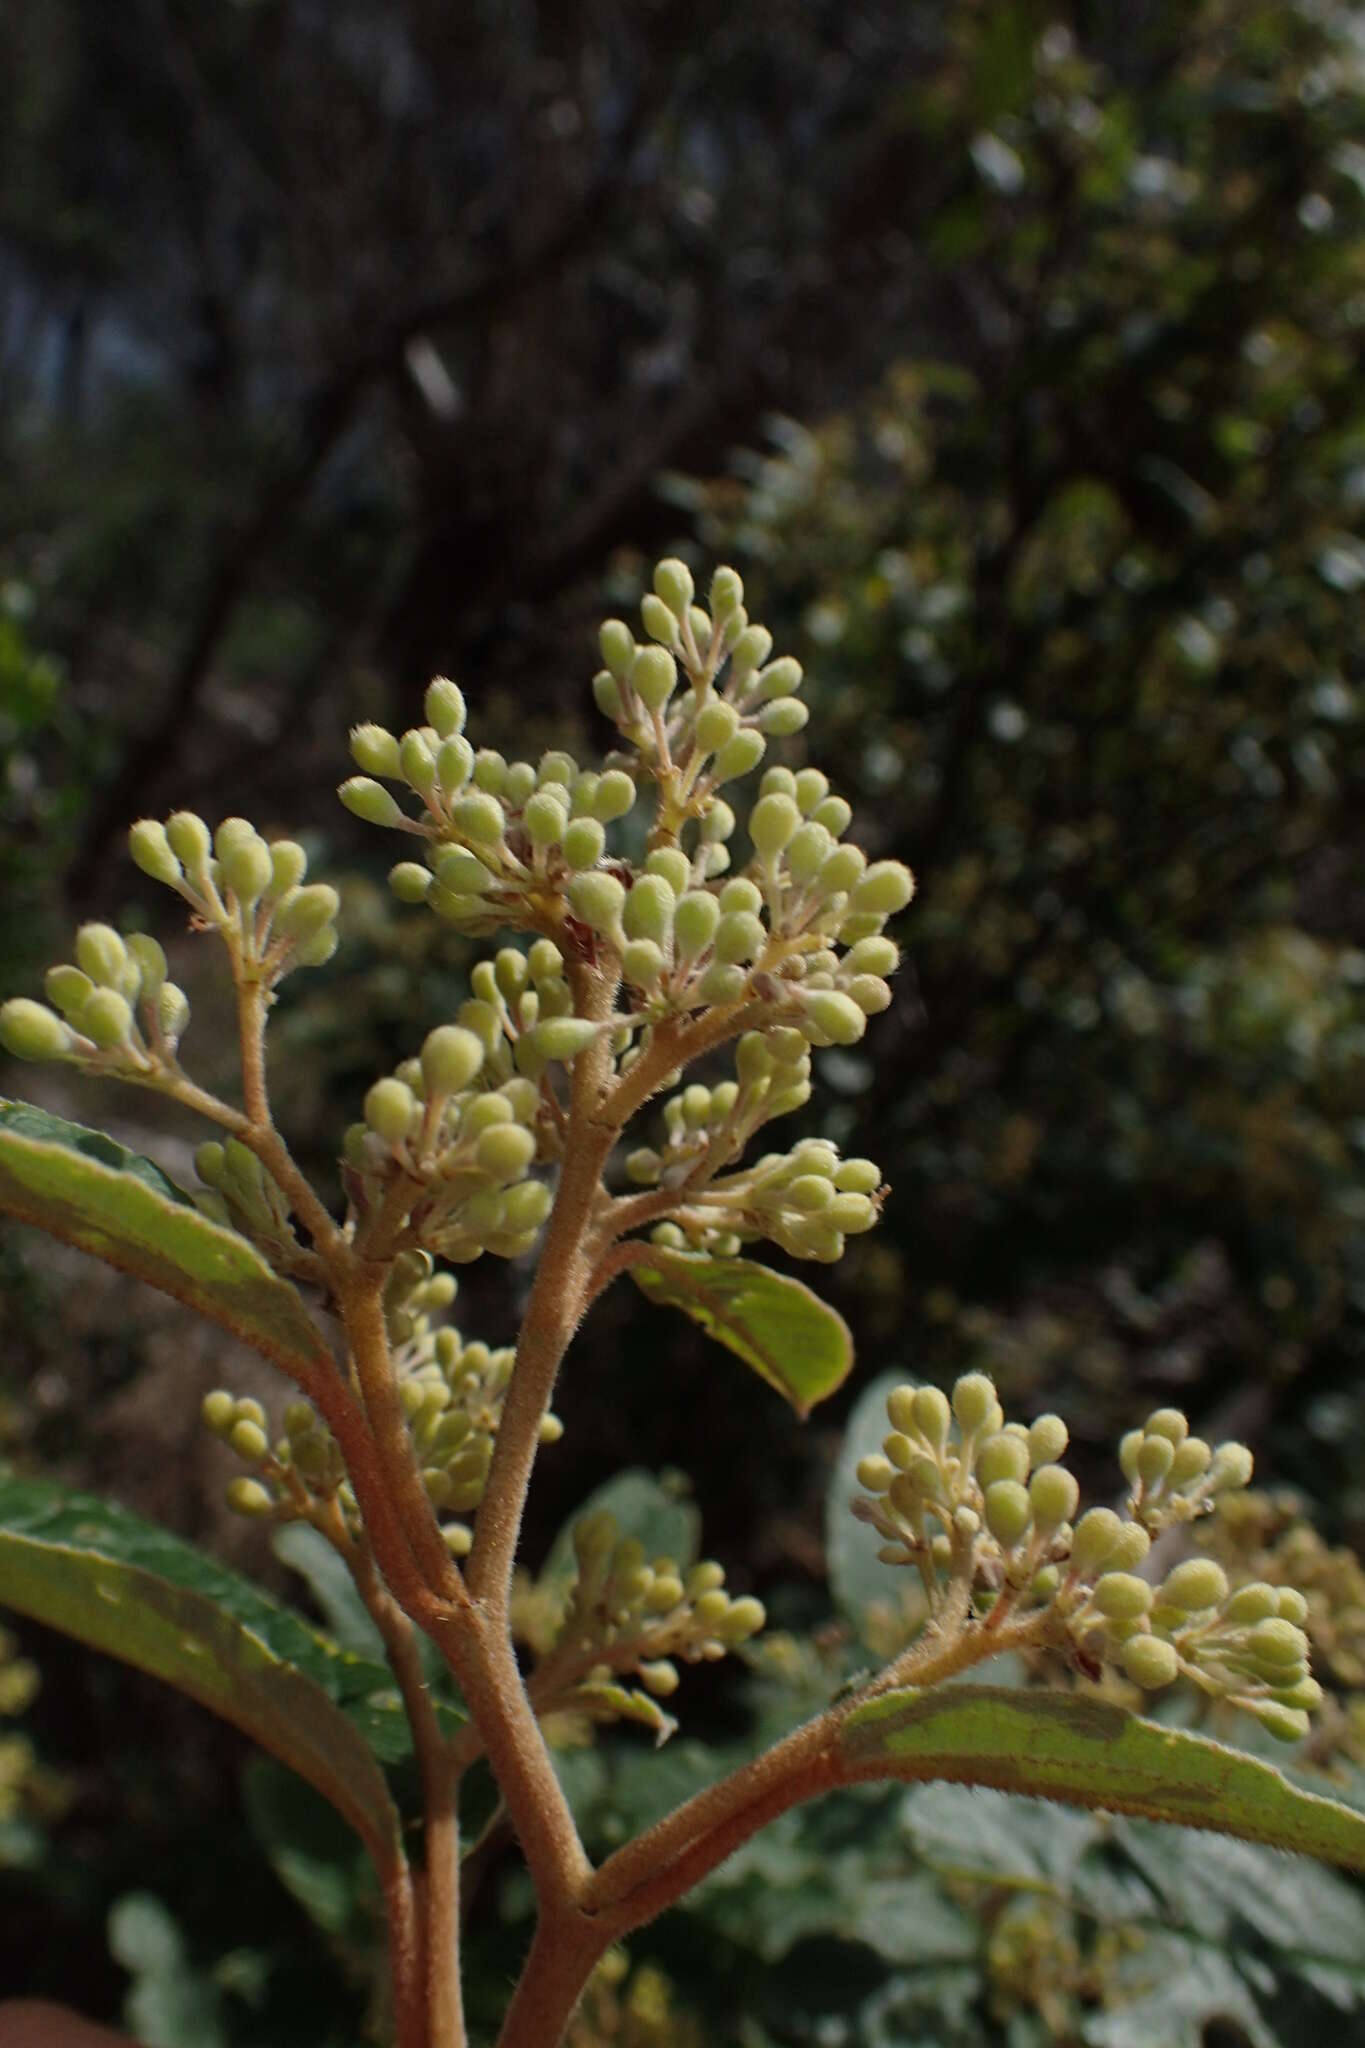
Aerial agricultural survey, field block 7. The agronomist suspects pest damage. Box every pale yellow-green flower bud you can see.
[270,840,308,894]
[350,723,402,777]
[911,1386,952,1447]
[75,923,128,988]
[749,792,801,858]
[529,1017,600,1063]
[729,625,773,675]
[1161,1559,1227,1612]
[952,1372,997,1434]
[631,645,678,713]
[81,988,134,1049]
[222,833,274,904]
[694,699,740,754]
[562,817,605,870]
[226,1476,274,1519]
[389,862,433,903]
[453,791,505,844]
[365,1078,417,1144]
[623,875,675,945]
[1122,1635,1179,1689]
[714,911,765,964]
[850,862,915,915]
[1093,1572,1153,1619]
[712,730,766,782]
[276,885,340,940]
[640,593,679,647]
[44,966,93,1020]
[1070,1507,1123,1577]
[476,1124,536,1180]
[166,812,213,871]
[1028,1414,1069,1466]
[977,1433,1030,1488]
[984,1479,1032,1548]
[591,769,636,822]
[568,872,626,934]
[1029,1464,1079,1528]
[710,566,744,617]
[1108,1521,1151,1570]
[802,989,867,1045]
[523,790,567,847]
[201,1389,236,1433]
[758,698,809,737]
[653,557,695,618]
[0,998,74,1061]
[1145,1408,1188,1445]
[421,1025,485,1097]
[622,939,666,989]
[229,1417,270,1464]
[437,736,474,795]
[599,620,636,680]
[129,819,183,886]
[425,676,467,738]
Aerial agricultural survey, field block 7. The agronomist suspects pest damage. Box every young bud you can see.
[505,761,538,809]
[425,676,467,738]
[813,795,853,836]
[623,875,675,945]
[653,557,695,618]
[712,730,766,783]
[437,736,474,795]
[643,851,689,900]
[758,697,809,737]
[165,812,213,871]
[1070,1507,1123,1577]
[1029,1464,1079,1528]
[523,790,567,847]
[952,1372,998,1434]
[622,939,666,989]
[0,999,74,1062]
[907,1386,949,1447]
[75,924,128,988]
[1136,1434,1176,1487]
[694,699,741,753]
[820,845,868,897]
[599,620,636,680]
[222,834,274,905]
[729,625,774,675]
[529,1017,601,1063]
[1224,1582,1279,1625]
[1251,1702,1310,1744]
[591,769,636,823]
[568,871,626,934]
[226,1477,275,1519]
[802,989,867,1045]
[1093,1572,1154,1620]
[475,1124,537,1180]
[844,937,900,978]
[421,1025,485,1097]
[749,792,801,858]
[709,566,744,617]
[562,817,605,870]
[214,818,256,859]
[81,989,134,1049]
[851,862,916,916]
[720,1595,765,1643]
[453,791,505,844]
[201,1390,236,1434]
[1122,1635,1180,1689]
[593,669,623,719]
[129,820,183,886]
[229,1418,270,1464]
[1145,1408,1189,1445]
[631,645,678,713]
[1028,1414,1069,1467]
[350,724,402,777]
[365,1078,417,1145]
[1248,1618,1310,1669]
[1276,1587,1309,1625]
[1109,1521,1151,1570]
[268,841,308,896]
[714,911,765,964]
[389,862,433,903]
[1209,1442,1254,1490]
[1169,1437,1212,1485]
[640,593,680,647]
[1161,1559,1228,1612]
[44,966,93,1019]
[295,926,339,969]
[501,1179,553,1231]
[984,1479,1032,1548]
[977,1433,1030,1488]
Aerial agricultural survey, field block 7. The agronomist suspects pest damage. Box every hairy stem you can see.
[493,1908,607,2048]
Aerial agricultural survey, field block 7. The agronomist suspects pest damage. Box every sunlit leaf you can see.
[629,1250,853,1415]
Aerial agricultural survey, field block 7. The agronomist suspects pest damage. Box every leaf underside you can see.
[628,1248,853,1415]
[842,1684,1365,1873]
[0,1475,410,1865]
[0,1099,331,1372]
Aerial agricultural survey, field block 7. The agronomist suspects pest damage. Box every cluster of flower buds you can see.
[336,562,914,1070]
[623,1027,815,1196]
[1118,1409,1254,1530]
[131,813,340,981]
[200,1388,317,1521]
[518,1509,764,1743]
[645,1133,884,1265]
[0,925,191,1074]
[383,1251,561,1556]
[343,1009,554,1261]
[341,674,638,936]
[853,1375,1317,1740]
[194,1138,305,1272]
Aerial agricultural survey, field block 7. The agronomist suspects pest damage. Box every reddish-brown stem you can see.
[493,1908,608,2048]
[584,1235,667,1308]
[382,1857,427,2048]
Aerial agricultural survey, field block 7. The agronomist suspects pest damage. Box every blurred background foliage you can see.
[2,0,1365,2042]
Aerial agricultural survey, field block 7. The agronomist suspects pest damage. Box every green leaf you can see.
[628,1249,853,1415]
[841,1685,1365,1872]
[243,1756,378,1943]
[0,1099,332,1374]
[109,1892,230,2048]
[826,1369,913,1638]
[0,1474,409,1867]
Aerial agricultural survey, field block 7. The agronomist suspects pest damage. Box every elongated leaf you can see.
[0,1475,412,1865]
[841,1685,1365,1872]
[629,1249,853,1415]
[0,1100,331,1373]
